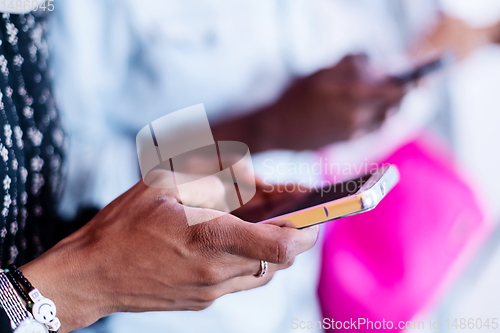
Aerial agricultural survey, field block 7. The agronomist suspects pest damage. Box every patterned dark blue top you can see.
[0,11,65,267]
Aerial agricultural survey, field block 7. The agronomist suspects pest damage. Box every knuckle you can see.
[273,236,294,264]
[255,272,275,288]
[197,290,219,303]
[210,175,226,193]
[155,193,172,205]
[205,176,228,210]
[202,175,226,197]
[284,258,295,269]
[189,221,228,255]
[191,301,214,311]
[197,265,224,286]
[152,189,178,207]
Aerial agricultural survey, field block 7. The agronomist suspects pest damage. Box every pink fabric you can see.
[318,137,489,331]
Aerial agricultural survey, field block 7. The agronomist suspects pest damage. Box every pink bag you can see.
[317,135,491,331]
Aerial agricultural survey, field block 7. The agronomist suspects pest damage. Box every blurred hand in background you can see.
[213,54,408,152]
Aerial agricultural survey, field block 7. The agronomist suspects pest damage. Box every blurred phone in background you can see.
[395,52,456,83]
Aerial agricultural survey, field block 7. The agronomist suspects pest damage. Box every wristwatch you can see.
[0,272,48,333]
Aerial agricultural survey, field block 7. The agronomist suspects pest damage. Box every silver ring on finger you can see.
[255,260,268,278]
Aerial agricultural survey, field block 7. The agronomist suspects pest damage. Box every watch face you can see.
[14,319,48,333]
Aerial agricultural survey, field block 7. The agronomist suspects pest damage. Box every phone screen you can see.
[233,173,373,223]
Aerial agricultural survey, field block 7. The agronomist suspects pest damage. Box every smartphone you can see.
[395,53,455,83]
[236,165,399,229]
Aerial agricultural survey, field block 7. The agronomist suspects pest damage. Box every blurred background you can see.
[47,0,500,332]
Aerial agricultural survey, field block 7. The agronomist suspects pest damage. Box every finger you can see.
[143,170,231,212]
[333,54,370,79]
[212,253,299,297]
[143,169,176,188]
[353,84,404,132]
[362,81,407,103]
[214,272,276,297]
[352,105,379,131]
[192,271,276,305]
[187,211,319,264]
[191,243,297,285]
[259,218,297,229]
[370,94,404,128]
[176,176,232,213]
[212,252,294,281]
